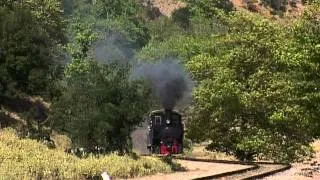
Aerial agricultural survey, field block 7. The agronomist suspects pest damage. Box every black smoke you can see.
[132,59,193,110]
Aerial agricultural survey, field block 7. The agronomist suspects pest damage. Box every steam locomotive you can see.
[147,109,184,154]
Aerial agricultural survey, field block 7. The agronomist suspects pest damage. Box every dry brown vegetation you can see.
[0,128,172,179]
[184,144,236,161]
[149,0,186,17]
[150,0,305,17]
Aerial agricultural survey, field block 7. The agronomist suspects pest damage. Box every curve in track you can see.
[172,156,291,180]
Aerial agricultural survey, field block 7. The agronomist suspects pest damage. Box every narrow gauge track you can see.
[176,157,291,180]
[142,155,291,180]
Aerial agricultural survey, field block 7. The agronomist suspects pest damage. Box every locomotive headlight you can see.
[166,119,170,124]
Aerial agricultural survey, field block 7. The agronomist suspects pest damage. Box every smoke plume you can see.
[94,30,136,64]
[93,30,194,110]
[132,59,193,110]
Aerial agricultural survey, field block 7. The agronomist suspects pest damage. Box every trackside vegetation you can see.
[1,1,320,179]
[0,128,172,179]
[139,2,320,162]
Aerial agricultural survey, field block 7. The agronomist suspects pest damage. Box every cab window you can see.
[154,116,162,125]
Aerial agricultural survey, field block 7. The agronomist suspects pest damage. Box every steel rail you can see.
[175,157,291,180]
[141,155,291,180]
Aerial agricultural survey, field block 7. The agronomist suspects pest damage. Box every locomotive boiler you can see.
[147,109,184,154]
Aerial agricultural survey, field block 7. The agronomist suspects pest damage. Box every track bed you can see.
[130,160,252,180]
[128,157,291,180]
[212,163,290,180]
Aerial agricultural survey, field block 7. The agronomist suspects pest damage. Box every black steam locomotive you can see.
[147,109,184,154]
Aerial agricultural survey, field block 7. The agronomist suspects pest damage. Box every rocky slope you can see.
[147,0,304,17]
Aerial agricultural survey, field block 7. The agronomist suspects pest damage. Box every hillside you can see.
[1,2,319,179]
[149,0,305,17]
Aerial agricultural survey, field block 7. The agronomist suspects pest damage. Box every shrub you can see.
[0,128,172,179]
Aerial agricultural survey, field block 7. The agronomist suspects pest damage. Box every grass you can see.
[0,128,172,179]
[312,140,320,153]
[183,144,236,161]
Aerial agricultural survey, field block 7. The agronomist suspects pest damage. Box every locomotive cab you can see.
[147,109,184,154]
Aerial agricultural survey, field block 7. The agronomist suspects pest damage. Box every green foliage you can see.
[95,0,138,19]
[65,21,99,60]
[66,0,150,50]
[146,16,185,43]
[52,60,153,153]
[138,35,215,61]
[104,16,151,49]
[93,0,151,48]
[185,9,320,162]
[302,0,320,4]
[137,5,228,60]
[1,0,66,43]
[261,0,288,11]
[49,0,152,153]
[1,0,319,169]
[185,0,234,19]
[0,6,63,99]
[139,4,320,162]
[290,3,320,137]
[0,128,172,179]
[172,7,192,30]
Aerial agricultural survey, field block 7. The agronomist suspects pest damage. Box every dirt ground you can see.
[150,0,186,17]
[150,0,304,18]
[129,142,320,180]
[266,141,320,180]
[129,160,252,180]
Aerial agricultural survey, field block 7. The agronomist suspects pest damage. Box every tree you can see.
[262,0,288,11]
[185,10,319,162]
[0,6,62,99]
[185,0,234,19]
[0,1,65,139]
[65,0,150,50]
[0,0,66,44]
[95,0,138,19]
[51,61,153,153]
[49,7,154,153]
[0,0,66,100]
[290,3,320,138]
[138,5,320,162]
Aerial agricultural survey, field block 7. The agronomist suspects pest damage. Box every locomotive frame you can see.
[147,109,184,155]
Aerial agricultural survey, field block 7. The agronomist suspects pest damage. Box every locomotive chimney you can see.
[165,109,172,121]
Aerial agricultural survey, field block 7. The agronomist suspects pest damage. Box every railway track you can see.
[140,155,291,180]
[176,157,291,180]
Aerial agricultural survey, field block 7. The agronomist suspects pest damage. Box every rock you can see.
[101,172,111,180]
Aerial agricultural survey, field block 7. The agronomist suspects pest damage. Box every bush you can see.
[0,6,63,99]
[52,61,153,153]
[0,128,172,179]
